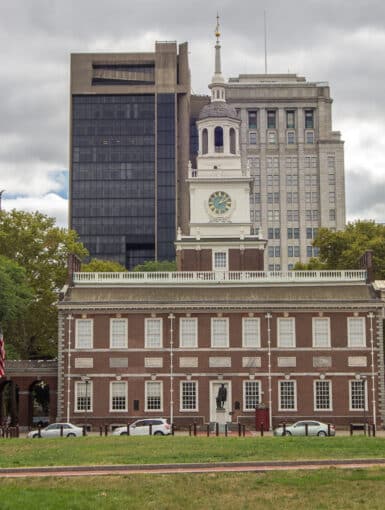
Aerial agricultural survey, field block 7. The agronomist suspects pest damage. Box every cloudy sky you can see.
[1,0,384,226]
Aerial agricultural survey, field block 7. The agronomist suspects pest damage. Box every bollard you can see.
[225,424,228,437]
[260,423,264,437]
[328,423,331,436]
[364,423,367,436]
[172,423,175,436]
[282,422,286,436]
[242,424,246,437]
[82,425,86,437]
[16,426,19,438]
[350,424,353,436]
[126,424,130,436]
[372,423,376,437]
[305,423,308,436]
[238,422,242,437]
[189,424,192,436]
[215,422,219,437]
[207,424,210,437]
[104,425,108,437]
[38,425,41,438]
[99,426,103,437]
[60,425,64,437]
[193,422,197,437]
[368,424,371,437]
[149,423,153,436]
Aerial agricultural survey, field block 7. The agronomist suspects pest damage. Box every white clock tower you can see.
[176,18,266,272]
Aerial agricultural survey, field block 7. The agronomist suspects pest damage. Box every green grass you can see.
[1,469,385,509]
[0,436,385,468]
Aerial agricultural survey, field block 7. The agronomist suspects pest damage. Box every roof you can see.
[198,102,238,121]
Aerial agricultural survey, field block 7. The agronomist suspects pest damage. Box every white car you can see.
[27,422,83,438]
[274,420,335,437]
[112,418,171,436]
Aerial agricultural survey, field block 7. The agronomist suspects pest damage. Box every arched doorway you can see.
[0,380,19,426]
[29,381,50,427]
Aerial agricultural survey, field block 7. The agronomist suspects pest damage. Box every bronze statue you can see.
[216,384,227,409]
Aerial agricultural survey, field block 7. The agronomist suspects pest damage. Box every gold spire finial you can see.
[215,13,221,42]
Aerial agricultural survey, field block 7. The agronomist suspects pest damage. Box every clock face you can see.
[208,191,232,215]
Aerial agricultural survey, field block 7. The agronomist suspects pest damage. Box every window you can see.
[202,128,208,154]
[306,227,318,239]
[75,381,92,412]
[287,192,298,204]
[314,380,332,410]
[248,110,257,129]
[180,318,198,348]
[145,318,163,348]
[267,210,280,222]
[306,246,313,257]
[287,131,296,144]
[329,209,336,221]
[328,174,336,185]
[286,175,298,186]
[329,191,336,204]
[268,228,280,239]
[268,264,281,271]
[214,126,223,152]
[278,318,295,348]
[313,318,330,348]
[286,110,295,129]
[279,380,296,410]
[244,381,260,410]
[213,251,227,270]
[242,318,261,348]
[305,110,314,128]
[305,130,314,144]
[288,246,300,258]
[268,246,280,258]
[110,381,127,411]
[287,228,299,239]
[110,318,128,348]
[211,318,229,348]
[267,131,277,144]
[180,381,198,411]
[348,317,366,347]
[287,210,299,222]
[249,131,257,145]
[145,381,162,411]
[230,128,236,154]
[350,380,367,410]
[75,319,93,349]
[267,110,276,129]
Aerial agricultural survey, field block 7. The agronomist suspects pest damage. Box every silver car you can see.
[27,422,83,438]
[274,420,335,436]
[112,418,171,436]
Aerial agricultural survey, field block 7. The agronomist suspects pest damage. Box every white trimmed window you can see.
[75,319,93,349]
[110,381,127,411]
[110,318,128,348]
[312,318,331,348]
[277,318,296,348]
[180,318,198,348]
[213,251,228,270]
[348,317,366,347]
[145,318,163,348]
[145,381,163,411]
[243,380,260,410]
[211,318,229,348]
[350,380,367,410]
[180,381,198,411]
[279,380,297,411]
[242,318,261,348]
[314,380,332,411]
[75,381,93,412]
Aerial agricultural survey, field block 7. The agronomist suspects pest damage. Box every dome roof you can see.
[199,102,239,121]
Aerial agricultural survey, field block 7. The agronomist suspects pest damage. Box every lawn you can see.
[0,435,385,468]
[1,469,385,509]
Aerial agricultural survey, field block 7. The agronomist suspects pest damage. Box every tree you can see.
[300,220,385,279]
[132,260,177,272]
[0,210,88,358]
[0,256,33,325]
[82,259,127,272]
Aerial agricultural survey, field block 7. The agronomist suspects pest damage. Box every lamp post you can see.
[168,313,175,429]
[368,312,376,426]
[265,312,272,431]
[81,375,90,434]
[66,314,73,422]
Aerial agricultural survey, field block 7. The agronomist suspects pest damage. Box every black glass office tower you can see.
[70,43,190,268]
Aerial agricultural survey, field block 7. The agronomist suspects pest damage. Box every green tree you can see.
[82,259,127,272]
[299,220,385,279]
[0,210,88,358]
[132,260,177,272]
[0,255,33,325]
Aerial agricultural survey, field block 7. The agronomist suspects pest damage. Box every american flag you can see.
[0,330,5,378]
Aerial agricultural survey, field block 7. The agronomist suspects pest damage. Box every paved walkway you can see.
[2,459,385,478]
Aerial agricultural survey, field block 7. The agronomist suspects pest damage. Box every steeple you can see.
[210,15,225,102]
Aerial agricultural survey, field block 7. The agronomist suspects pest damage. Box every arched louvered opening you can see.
[214,126,224,153]
[230,127,236,154]
[202,128,208,154]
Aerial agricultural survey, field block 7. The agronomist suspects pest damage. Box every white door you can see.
[210,381,232,423]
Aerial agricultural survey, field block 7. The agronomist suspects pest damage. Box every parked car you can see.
[273,420,335,437]
[27,422,83,438]
[112,418,171,436]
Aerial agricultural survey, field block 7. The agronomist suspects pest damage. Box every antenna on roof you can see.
[264,10,268,74]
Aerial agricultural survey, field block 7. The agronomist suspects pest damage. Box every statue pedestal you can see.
[215,408,227,432]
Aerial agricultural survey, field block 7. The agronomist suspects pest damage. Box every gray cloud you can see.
[1,0,385,223]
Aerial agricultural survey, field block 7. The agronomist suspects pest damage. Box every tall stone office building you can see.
[70,42,190,268]
[191,74,346,271]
